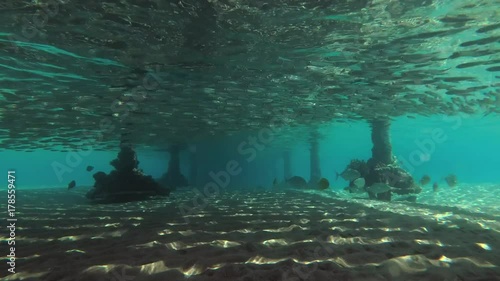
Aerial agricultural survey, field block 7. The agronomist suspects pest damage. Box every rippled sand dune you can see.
[2,187,499,281]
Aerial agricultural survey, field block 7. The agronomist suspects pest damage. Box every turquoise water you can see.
[1,1,500,280]
[3,114,499,189]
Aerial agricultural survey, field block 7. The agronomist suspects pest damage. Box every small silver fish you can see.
[344,185,365,194]
[336,168,361,181]
[353,177,365,188]
[366,183,392,194]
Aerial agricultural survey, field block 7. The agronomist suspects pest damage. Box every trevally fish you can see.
[366,183,392,194]
[336,168,361,181]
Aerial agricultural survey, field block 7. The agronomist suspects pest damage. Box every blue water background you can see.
[2,114,499,190]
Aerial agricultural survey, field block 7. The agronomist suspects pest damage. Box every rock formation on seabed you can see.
[86,145,170,203]
[343,119,421,201]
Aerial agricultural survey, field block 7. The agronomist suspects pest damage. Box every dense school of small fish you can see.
[0,0,499,151]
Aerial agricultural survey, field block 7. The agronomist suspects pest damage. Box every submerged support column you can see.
[370,119,393,165]
[368,118,396,201]
[189,148,197,186]
[283,150,292,181]
[353,118,420,202]
[309,131,321,184]
[160,144,188,189]
[168,145,181,177]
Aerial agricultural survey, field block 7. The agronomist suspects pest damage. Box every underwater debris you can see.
[86,145,169,203]
[67,180,76,190]
[419,175,431,186]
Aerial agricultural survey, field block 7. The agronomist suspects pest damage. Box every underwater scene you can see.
[1,0,500,280]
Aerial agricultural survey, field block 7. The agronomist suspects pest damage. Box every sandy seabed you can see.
[1,186,499,281]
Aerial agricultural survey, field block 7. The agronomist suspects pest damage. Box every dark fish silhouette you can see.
[486,66,500,72]
[317,178,329,190]
[432,182,439,192]
[445,174,458,188]
[456,60,500,69]
[441,76,476,83]
[476,23,500,33]
[68,180,76,190]
[439,16,473,24]
[450,49,500,59]
[286,176,307,188]
[460,36,500,47]
[86,166,94,172]
[419,175,431,186]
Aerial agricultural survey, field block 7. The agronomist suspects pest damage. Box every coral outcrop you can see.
[86,145,170,203]
[341,119,421,201]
